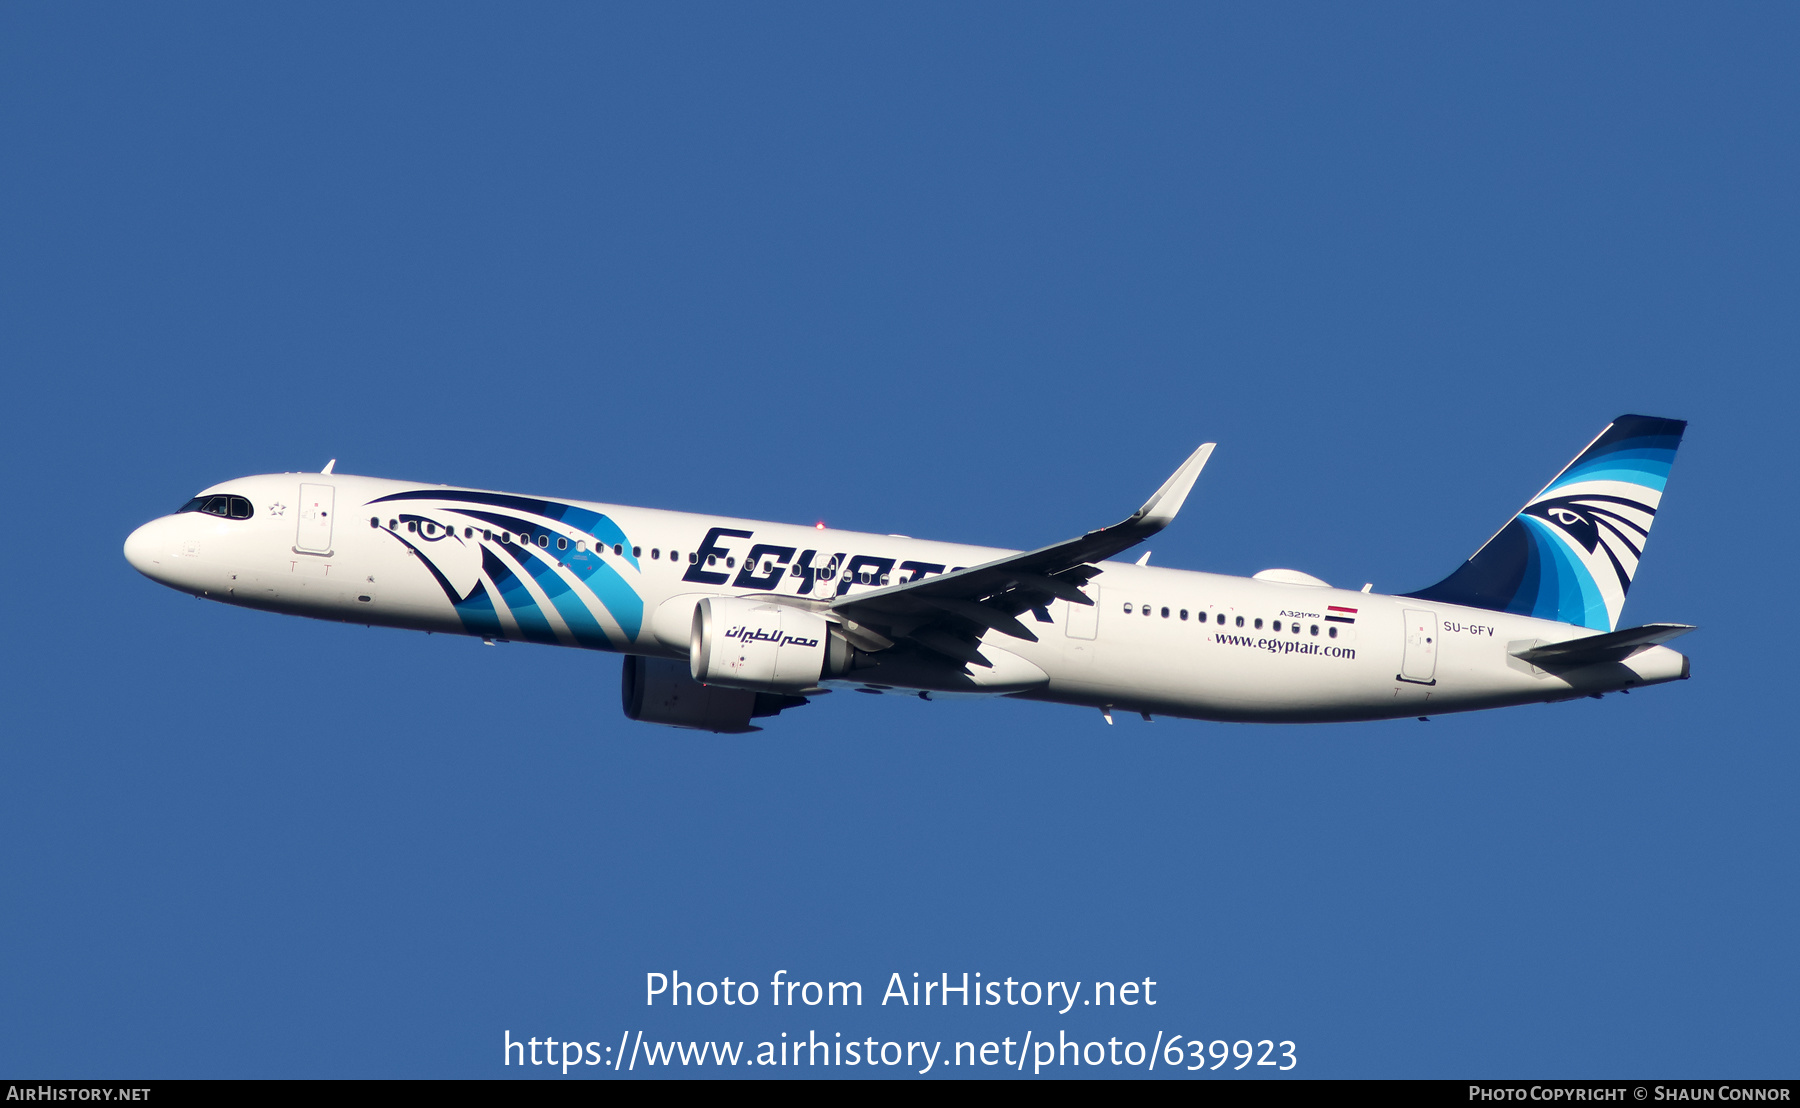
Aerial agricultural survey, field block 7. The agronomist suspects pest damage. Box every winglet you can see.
[827,439,1218,648]
[321,459,337,475]
[1130,443,1214,531]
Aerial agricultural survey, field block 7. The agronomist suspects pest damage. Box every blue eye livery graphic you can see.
[368,489,644,646]
[1404,414,1686,631]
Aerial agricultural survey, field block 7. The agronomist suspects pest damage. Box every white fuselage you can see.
[124,472,1688,723]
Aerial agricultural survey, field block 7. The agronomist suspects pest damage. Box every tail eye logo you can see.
[1524,498,1602,553]
[1521,492,1657,596]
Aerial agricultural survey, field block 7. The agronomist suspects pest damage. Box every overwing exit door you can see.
[1399,608,1438,684]
[1064,589,1098,640]
[296,483,335,554]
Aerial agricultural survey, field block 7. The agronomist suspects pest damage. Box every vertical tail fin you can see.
[1404,414,1686,631]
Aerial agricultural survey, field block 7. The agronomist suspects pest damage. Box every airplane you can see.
[123,415,1692,732]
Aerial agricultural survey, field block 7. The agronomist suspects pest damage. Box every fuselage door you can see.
[1064,589,1099,640]
[1400,608,1438,684]
[296,483,335,554]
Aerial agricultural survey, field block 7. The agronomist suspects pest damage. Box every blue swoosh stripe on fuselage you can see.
[454,509,643,640]
[481,547,560,645]
[560,549,644,643]
[454,580,506,639]
[497,543,616,649]
[378,528,508,637]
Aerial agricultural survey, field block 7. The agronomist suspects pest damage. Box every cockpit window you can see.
[177,494,253,520]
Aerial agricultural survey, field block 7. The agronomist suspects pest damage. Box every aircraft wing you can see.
[828,443,1214,661]
[1511,623,1696,668]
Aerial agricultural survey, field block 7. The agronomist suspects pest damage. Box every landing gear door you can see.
[1400,608,1438,684]
[296,483,335,555]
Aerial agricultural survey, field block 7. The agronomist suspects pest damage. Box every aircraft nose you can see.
[123,517,175,580]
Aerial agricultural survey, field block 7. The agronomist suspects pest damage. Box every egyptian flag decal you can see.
[1326,605,1358,624]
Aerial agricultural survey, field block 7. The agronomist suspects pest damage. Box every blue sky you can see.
[2,3,1795,1078]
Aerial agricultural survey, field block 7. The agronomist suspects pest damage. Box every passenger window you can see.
[651,548,660,559]
[1254,618,1263,630]
[370,517,379,529]
[1216,613,1226,625]
[1142,605,1151,617]
[1123,603,1133,613]
[1329,626,1338,639]
[407,521,417,533]
[389,519,398,530]
[1161,607,1170,618]
[538,535,549,548]
[500,532,510,544]
[1179,609,1187,620]
[1235,616,1244,627]
[633,546,642,558]
[1310,625,1319,635]
[557,537,568,551]
[464,527,472,538]
[576,540,586,553]
[482,529,492,541]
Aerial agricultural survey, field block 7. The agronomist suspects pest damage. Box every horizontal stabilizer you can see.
[1511,623,1695,668]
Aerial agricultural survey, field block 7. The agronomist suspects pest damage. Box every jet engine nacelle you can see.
[690,596,855,693]
[621,655,807,733]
